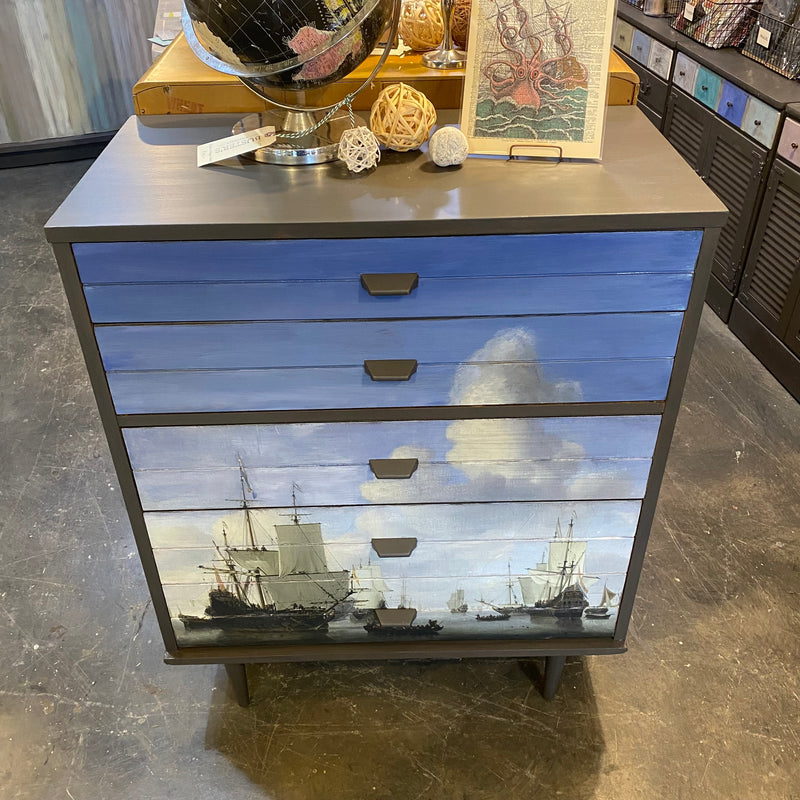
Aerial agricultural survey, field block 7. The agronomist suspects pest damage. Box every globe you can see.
[183,0,395,99]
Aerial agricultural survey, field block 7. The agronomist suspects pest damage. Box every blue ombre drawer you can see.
[74,231,701,323]
[98,312,684,413]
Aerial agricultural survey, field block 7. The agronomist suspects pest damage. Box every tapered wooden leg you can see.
[542,655,566,700]
[225,663,250,707]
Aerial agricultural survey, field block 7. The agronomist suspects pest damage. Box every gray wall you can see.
[0,0,158,143]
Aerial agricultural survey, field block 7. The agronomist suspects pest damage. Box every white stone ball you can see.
[428,126,469,167]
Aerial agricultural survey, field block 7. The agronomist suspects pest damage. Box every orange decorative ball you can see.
[369,83,437,152]
[399,0,444,51]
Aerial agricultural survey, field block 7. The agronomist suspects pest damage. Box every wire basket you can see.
[741,10,800,77]
[671,1,762,48]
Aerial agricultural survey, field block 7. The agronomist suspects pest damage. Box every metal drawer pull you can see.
[375,607,417,625]
[360,272,419,296]
[679,70,686,75]
[754,119,762,126]
[369,458,419,479]
[792,142,798,149]
[364,359,418,381]
[726,101,733,107]
[371,537,418,558]
[701,84,708,90]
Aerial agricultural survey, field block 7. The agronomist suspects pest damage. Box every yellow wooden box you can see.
[133,34,639,116]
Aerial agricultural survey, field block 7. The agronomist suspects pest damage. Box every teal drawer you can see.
[693,67,722,110]
[125,416,661,509]
[741,97,780,147]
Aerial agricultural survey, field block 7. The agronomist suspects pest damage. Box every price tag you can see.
[756,26,772,48]
[683,2,695,21]
[197,125,277,167]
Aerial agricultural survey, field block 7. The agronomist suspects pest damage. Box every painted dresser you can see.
[45,107,726,705]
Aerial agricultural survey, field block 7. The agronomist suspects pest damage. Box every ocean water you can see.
[473,88,588,142]
[172,609,617,648]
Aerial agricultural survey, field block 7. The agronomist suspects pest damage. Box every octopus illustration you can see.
[483,0,588,110]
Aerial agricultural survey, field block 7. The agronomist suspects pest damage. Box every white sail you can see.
[274,522,328,576]
[226,547,279,574]
[519,572,561,604]
[264,570,350,609]
[601,585,618,607]
[447,589,466,611]
[351,565,390,609]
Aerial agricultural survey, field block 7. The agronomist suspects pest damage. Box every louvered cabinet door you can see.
[738,162,800,338]
[664,89,712,173]
[700,119,768,294]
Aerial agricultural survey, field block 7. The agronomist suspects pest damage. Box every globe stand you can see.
[422,0,466,69]
[232,110,366,166]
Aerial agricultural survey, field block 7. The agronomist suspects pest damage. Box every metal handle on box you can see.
[371,537,418,557]
[360,273,419,296]
[364,359,418,381]
[369,458,419,479]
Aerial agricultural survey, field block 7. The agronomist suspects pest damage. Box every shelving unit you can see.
[615,1,800,400]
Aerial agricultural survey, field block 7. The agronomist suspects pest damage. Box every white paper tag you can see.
[683,2,695,20]
[197,126,277,167]
[756,26,772,48]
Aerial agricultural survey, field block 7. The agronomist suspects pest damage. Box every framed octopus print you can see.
[459,0,617,159]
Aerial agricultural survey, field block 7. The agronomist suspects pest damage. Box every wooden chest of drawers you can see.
[45,108,726,704]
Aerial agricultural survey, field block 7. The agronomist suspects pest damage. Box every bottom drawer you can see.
[149,499,640,647]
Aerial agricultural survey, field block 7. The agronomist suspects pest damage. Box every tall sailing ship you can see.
[179,459,351,633]
[518,516,599,619]
[447,588,468,614]
[349,563,390,620]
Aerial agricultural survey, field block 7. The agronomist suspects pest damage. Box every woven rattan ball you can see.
[399,0,444,51]
[338,126,381,172]
[450,0,472,49]
[369,83,437,152]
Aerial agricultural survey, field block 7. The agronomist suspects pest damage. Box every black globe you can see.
[184,0,394,92]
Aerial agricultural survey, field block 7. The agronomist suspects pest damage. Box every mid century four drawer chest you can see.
[45,107,726,704]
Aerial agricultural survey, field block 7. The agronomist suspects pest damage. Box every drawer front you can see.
[76,230,702,323]
[614,19,635,53]
[149,498,642,646]
[630,30,652,66]
[101,312,685,413]
[741,97,780,148]
[84,271,694,323]
[693,67,722,110]
[636,67,669,117]
[73,231,700,284]
[647,40,673,80]
[777,117,800,165]
[673,53,699,94]
[717,82,749,128]
[124,416,661,510]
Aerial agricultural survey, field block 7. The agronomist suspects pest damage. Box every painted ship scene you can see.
[150,458,632,647]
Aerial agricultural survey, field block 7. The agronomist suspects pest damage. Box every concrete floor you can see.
[1,158,799,800]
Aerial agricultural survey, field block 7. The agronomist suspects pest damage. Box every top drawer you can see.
[74,231,702,323]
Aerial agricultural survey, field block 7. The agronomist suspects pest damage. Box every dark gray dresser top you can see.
[45,107,726,243]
